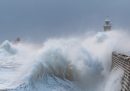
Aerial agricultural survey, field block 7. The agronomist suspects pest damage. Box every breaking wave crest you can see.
[0,30,128,91]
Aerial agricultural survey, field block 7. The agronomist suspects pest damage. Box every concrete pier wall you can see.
[112,52,130,91]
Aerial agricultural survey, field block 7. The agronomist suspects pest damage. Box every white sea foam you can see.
[0,30,129,91]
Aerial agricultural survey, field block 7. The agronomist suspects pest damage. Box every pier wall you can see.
[112,52,130,91]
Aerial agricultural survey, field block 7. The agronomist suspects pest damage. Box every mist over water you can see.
[0,30,129,91]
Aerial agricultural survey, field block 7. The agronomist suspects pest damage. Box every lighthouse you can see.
[104,17,112,31]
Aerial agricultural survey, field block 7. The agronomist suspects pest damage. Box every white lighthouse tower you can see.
[104,17,112,31]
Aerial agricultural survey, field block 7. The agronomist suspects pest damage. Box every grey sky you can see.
[0,0,130,42]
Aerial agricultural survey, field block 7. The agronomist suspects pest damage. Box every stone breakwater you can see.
[112,52,130,91]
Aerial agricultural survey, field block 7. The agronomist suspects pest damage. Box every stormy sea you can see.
[0,30,129,91]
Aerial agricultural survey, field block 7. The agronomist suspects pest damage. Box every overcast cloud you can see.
[0,0,130,42]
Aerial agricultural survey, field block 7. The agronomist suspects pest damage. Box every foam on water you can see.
[0,30,129,91]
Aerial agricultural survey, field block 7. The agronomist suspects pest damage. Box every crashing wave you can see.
[0,40,17,55]
[0,30,128,91]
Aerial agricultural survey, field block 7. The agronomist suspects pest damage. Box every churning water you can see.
[0,30,128,91]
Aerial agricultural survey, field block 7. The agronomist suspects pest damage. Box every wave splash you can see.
[0,30,128,91]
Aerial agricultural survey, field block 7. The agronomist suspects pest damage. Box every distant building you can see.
[104,17,112,31]
[14,37,21,44]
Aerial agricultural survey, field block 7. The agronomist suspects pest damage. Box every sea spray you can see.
[104,68,124,91]
[0,30,129,91]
